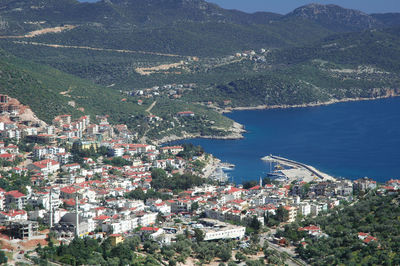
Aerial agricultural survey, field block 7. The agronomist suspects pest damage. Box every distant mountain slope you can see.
[0,0,281,31]
[372,13,400,28]
[270,27,400,71]
[182,27,400,108]
[283,4,383,32]
[2,1,398,57]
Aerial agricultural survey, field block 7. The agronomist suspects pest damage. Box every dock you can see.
[262,155,336,181]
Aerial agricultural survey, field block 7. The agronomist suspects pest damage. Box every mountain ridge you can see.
[283,3,383,32]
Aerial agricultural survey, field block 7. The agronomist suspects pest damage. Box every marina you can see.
[262,155,336,182]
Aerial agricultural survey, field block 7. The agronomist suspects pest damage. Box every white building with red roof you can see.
[12,167,28,175]
[60,186,80,199]
[61,163,81,173]
[140,227,164,239]
[358,232,378,244]
[177,111,195,117]
[160,146,184,155]
[0,153,16,161]
[5,190,27,210]
[28,159,60,175]
[0,210,27,221]
[150,201,171,215]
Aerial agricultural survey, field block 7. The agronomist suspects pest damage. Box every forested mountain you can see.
[371,13,400,27]
[1,0,400,138]
[283,4,383,32]
[192,27,400,107]
[2,0,400,56]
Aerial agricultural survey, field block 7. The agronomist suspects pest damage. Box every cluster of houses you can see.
[128,83,195,100]
[0,94,398,249]
[0,94,46,140]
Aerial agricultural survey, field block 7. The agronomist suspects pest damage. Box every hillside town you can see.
[0,93,399,264]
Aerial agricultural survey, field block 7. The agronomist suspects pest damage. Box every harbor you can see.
[262,155,336,183]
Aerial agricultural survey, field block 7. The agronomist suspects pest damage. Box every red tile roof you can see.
[32,159,59,169]
[93,215,111,221]
[298,225,320,232]
[60,186,78,194]
[0,210,26,217]
[5,190,25,198]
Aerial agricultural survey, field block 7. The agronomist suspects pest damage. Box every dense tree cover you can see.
[0,250,7,264]
[278,194,400,265]
[176,143,204,160]
[263,206,289,227]
[242,181,258,189]
[0,157,23,168]
[270,27,400,72]
[3,11,333,57]
[17,139,35,153]
[2,0,398,58]
[35,236,159,266]
[263,244,288,266]
[151,168,205,191]
[70,142,109,165]
[125,188,172,201]
[103,157,132,167]
[0,48,151,123]
[186,60,400,108]
[36,233,238,266]
[146,98,234,139]
[0,172,31,194]
[248,216,262,233]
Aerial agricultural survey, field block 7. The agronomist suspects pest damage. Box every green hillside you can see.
[280,194,400,265]
[0,0,364,57]
[0,49,148,123]
[270,27,400,71]
[0,50,234,139]
[181,27,400,108]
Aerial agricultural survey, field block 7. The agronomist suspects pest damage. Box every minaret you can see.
[49,189,53,228]
[259,176,263,187]
[75,195,79,237]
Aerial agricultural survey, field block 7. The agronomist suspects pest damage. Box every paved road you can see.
[146,101,157,114]
[260,231,308,266]
[13,251,32,265]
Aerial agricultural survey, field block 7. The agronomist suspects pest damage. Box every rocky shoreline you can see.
[154,121,245,145]
[220,94,400,113]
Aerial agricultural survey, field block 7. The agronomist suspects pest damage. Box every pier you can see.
[262,155,335,181]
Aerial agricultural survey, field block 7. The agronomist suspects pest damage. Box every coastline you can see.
[156,94,399,145]
[154,121,245,145]
[220,94,400,113]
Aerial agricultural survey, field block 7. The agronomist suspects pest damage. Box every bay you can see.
[172,97,400,183]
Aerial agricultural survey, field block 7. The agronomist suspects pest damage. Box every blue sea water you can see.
[172,97,400,183]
